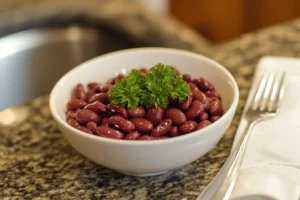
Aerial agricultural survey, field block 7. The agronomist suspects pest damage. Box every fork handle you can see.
[197,121,256,200]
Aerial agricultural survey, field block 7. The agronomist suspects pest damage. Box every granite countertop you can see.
[2,0,300,199]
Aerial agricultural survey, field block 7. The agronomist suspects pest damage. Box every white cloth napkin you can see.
[230,56,300,200]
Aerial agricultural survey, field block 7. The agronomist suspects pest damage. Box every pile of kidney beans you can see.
[66,68,223,140]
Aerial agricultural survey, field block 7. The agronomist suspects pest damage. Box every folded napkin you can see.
[231,56,300,200]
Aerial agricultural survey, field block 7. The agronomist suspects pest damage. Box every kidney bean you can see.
[87,82,102,93]
[196,120,211,130]
[84,101,107,114]
[199,112,209,121]
[170,126,180,137]
[193,78,215,91]
[139,68,147,73]
[124,131,141,140]
[127,107,145,118]
[107,104,128,119]
[88,93,110,104]
[85,90,95,102]
[165,108,186,125]
[76,126,93,134]
[108,116,135,132]
[101,117,109,126]
[76,110,101,124]
[97,126,124,139]
[87,121,98,133]
[179,120,197,134]
[209,99,223,116]
[192,90,210,110]
[111,74,125,84]
[211,116,221,122]
[130,118,153,133]
[168,97,177,105]
[151,119,172,136]
[67,99,87,110]
[205,91,221,100]
[138,135,156,140]
[209,97,219,102]
[179,93,193,111]
[73,84,85,100]
[145,107,165,126]
[182,74,191,82]
[66,110,76,120]
[102,84,114,93]
[188,82,199,91]
[67,118,79,128]
[186,100,205,120]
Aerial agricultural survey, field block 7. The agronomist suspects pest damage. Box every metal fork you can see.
[197,70,286,200]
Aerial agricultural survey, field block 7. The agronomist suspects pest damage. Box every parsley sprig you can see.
[109,63,190,108]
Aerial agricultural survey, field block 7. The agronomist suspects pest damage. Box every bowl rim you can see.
[50,47,239,145]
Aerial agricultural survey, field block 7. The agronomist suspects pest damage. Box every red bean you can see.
[84,101,107,114]
[85,90,95,102]
[66,110,76,120]
[67,99,87,110]
[182,74,191,82]
[67,119,79,127]
[73,84,85,100]
[76,126,93,134]
[179,93,193,111]
[124,131,141,140]
[145,107,165,126]
[199,112,209,121]
[102,84,114,93]
[101,117,109,126]
[193,78,215,91]
[130,118,153,133]
[170,126,180,137]
[209,99,223,116]
[88,93,110,104]
[139,68,147,73]
[107,104,128,119]
[188,82,199,91]
[87,121,98,133]
[165,108,186,125]
[192,90,210,110]
[111,74,125,84]
[96,126,124,139]
[76,110,101,124]
[211,116,220,122]
[87,82,102,93]
[205,91,221,100]
[186,100,205,120]
[179,120,197,134]
[196,120,211,130]
[151,119,172,136]
[138,135,156,140]
[108,116,135,132]
[127,107,145,118]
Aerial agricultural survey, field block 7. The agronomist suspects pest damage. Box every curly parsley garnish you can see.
[109,64,190,108]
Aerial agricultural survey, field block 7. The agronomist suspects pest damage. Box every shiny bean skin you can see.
[165,108,186,125]
[107,104,128,119]
[151,119,172,136]
[209,99,223,116]
[138,135,168,140]
[87,121,98,133]
[199,112,209,121]
[87,82,102,93]
[76,110,101,124]
[84,101,107,114]
[130,118,153,133]
[196,120,211,130]
[186,100,204,120]
[67,99,87,110]
[73,84,85,100]
[67,118,79,127]
[179,120,197,134]
[193,78,215,91]
[66,110,76,120]
[188,82,199,91]
[101,117,109,126]
[182,74,191,82]
[111,74,125,84]
[102,84,114,93]
[170,126,180,137]
[76,126,93,134]
[108,116,135,132]
[124,131,141,140]
[179,93,193,111]
[210,116,220,122]
[127,107,145,118]
[192,90,210,110]
[88,93,110,104]
[97,126,124,139]
[205,91,221,100]
[145,107,165,126]
[85,90,95,102]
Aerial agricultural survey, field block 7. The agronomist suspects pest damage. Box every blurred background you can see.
[140,0,300,42]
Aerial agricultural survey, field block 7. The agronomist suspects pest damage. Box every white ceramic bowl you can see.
[50,48,239,176]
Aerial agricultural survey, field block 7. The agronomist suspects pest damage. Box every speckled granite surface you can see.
[1,0,300,199]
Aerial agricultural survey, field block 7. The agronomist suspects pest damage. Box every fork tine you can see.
[267,71,286,112]
[252,71,270,110]
[259,72,275,111]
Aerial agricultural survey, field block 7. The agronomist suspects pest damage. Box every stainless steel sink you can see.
[0,25,135,111]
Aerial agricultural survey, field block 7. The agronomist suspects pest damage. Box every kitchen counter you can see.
[2,0,300,199]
